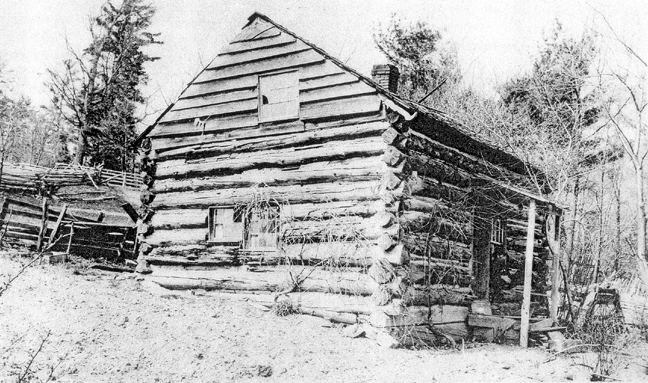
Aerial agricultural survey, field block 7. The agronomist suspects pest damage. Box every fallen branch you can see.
[17,330,51,383]
[0,254,42,298]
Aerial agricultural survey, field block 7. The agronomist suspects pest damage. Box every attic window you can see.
[490,218,506,246]
[258,71,299,122]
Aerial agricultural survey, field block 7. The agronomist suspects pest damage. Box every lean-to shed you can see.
[135,13,562,345]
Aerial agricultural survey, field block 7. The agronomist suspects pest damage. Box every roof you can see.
[136,12,554,203]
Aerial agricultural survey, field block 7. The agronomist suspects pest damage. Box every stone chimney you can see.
[371,64,400,93]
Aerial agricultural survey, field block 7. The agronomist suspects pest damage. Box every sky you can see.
[0,0,645,127]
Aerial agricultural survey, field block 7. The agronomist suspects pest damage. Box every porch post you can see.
[520,199,536,347]
[548,212,561,322]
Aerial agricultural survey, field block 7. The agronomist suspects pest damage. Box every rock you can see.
[342,324,365,338]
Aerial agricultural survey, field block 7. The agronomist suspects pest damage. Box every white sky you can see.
[0,0,645,126]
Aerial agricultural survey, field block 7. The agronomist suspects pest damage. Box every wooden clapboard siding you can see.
[195,49,323,83]
[154,156,385,194]
[298,60,346,80]
[151,179,381,210]
[300,72,358,91]
[159,98,258,124]
[220,31,296,55]
[181,75,258,100]
[173,89,258,111]
[231,18,279,43]
[154,80,379,137]
[152,114,260,138]
[300,81,376,104]
[208,39,311,70]
[300,94,381,121]
[155,135,386,179]
[178,60,343,102]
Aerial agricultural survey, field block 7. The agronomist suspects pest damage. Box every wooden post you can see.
[520,199,536,347]
[47,204,68,248]
[472,211,492,299]
[36,197,49,252]
[66,223,75,254]
[547,212,561,322]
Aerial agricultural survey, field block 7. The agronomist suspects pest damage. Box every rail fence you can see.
[0,162,142,192]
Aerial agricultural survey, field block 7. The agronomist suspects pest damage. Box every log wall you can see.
[380,112,551,311]
[139,17,395,277]
[136,14,555,343]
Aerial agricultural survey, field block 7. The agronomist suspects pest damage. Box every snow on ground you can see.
[1,251,646,382]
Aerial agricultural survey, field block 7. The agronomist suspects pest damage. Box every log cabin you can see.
[135,12,563,346]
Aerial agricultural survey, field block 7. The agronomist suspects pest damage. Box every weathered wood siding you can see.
[380,112,550,309]
[142,16,391,266]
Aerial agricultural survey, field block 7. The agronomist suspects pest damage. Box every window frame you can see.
[257,70,300,123]
[207,206,244,244]
[490,217,506,246]
[243,205,281,252]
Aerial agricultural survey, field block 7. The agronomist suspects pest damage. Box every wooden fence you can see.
[0,162,143,192]
[52,163,143,190]
[0,196,137,262]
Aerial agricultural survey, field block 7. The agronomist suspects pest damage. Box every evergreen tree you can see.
[48,0,160,171]
[373,16,462,107]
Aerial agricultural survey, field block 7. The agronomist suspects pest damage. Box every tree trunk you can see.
[74,131,87,165]
[565,179,580,277]
[635,164,648,283]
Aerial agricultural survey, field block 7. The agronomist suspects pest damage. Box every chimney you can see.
[371,64,399,93]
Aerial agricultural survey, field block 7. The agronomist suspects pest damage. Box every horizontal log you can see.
[404,128,535,190]
[149,265,374,297]
[150,199,384,231]
[154,156,385,194]
[370,304,469,328]
[151,114,383,154]
[158,120,387,160]
[402,286,475,306]
[151,180,381,210]
[282,215,385,241]
[155,135,386,179]
[152,117,300,148]
[407,174,470,205]
[280,200,384,220]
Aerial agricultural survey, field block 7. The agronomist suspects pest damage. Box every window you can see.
[208,207,244,243]
[258,71,299,122]
[490,218,506,246]
[244,206,280,251]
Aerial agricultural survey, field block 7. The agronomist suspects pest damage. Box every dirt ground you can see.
[1,251,647,383]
